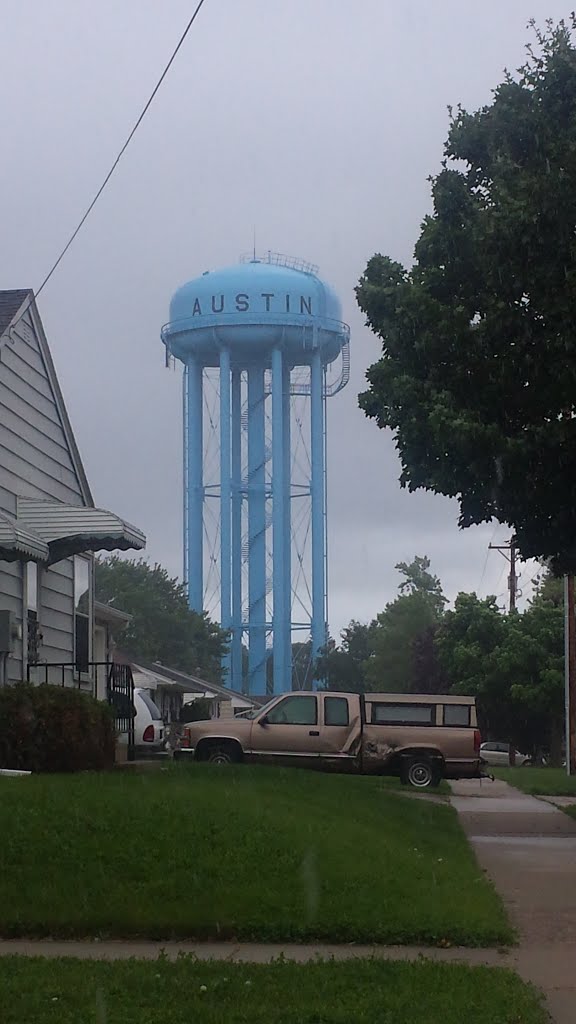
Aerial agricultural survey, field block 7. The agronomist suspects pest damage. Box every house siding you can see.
[0,303,88,681]
[0,312,85,507]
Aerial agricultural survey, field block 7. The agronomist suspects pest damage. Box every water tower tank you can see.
[162,253,350,695]
[165,257,345,366]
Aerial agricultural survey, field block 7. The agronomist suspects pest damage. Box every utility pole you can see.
[489,538,519,613]
[565,576,576,776]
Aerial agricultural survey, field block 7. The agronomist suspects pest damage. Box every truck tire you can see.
[206,743,241,766]
[401,756,440,789]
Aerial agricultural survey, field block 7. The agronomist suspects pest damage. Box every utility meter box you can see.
[0,610,16,654]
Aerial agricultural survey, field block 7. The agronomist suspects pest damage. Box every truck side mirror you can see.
[259,715,268,727]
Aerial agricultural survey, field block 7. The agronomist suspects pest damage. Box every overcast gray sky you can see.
[0,0,566,636]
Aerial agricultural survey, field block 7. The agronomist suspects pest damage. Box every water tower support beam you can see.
[247,367,267,695]
[185,357,204,612]
[220,347,232,683]
[310,348,327,679]
[272,347,287,693]
[231,368,243,690]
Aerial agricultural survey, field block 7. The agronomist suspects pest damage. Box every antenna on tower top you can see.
[252,226,256,261]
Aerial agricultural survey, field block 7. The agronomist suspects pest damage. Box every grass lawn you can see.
[494,766,576,795]
[0,766,511,946]
[0,956,547,1024]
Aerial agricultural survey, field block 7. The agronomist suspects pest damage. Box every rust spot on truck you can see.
[363,739,397,763]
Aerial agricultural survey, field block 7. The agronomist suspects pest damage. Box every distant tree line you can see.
[316,556,564,764]
[95,557,227,683]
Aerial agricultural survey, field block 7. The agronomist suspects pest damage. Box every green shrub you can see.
[0,684,115,773]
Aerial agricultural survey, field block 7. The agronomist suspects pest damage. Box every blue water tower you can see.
[161,253,349,694]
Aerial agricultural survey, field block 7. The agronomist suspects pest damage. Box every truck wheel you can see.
[401,757,439,789]
[207,744,240,766]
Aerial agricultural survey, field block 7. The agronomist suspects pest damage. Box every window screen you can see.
[444,704,471,727]
[324,697,350,726]
[26,562,38,615]
[74,556,91,672]
[266,695,318,725]
[371,703,434,726]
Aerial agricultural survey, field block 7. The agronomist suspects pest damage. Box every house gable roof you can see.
[0,290,146,560]
[0,290,30,338]
[0,289,92,506]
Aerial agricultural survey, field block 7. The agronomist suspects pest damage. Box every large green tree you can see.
[357,19,576,574]
[95,557,227,682]
[365,556,446,692]
[316,621,375,692]
[435,584,564,761]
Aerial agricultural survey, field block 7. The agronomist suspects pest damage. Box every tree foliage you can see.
[357,19,576,574]
[435,583,564,761]
[321,555,564,759]
[316,621,375,692]
[317,557,446,693]
[366,557,447,691]
[95,557,227,682]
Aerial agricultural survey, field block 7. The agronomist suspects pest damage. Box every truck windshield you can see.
[243,699,275,720]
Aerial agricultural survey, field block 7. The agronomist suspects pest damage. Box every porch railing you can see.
[26,661,135,760]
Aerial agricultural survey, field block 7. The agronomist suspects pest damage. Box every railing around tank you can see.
[239,251,320,275]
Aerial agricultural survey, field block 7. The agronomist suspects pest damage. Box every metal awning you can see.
[0,510,49,562]
[15,498,145,563]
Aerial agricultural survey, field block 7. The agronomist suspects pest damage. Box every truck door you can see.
[251,694,322,764]
[318,695,362,761]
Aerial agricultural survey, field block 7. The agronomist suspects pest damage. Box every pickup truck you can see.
[175,690,485,788]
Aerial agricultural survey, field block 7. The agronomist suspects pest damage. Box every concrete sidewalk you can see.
[450,778,576,1023]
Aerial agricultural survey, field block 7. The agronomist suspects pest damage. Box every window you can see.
[325,696,349,726]
[25,561,41,666]
[266,695,318,726]
[74,556,91,672]
[26,562,38,617]
[444,704,471,727]
[371,702,435,727]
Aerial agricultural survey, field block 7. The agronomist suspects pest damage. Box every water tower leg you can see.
[310,350,326,683]
[283,363,292,691]
[220,348,232,685]
[231,369,243,691]
[186,357,203,612]
[272,347,287,693]
[247,367,267,695]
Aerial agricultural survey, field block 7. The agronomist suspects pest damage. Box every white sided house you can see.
[0,289,145,691]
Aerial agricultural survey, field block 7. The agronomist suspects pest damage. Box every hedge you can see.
[0,684,116,773]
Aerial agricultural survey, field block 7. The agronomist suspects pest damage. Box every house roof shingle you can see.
[0,289,32,338]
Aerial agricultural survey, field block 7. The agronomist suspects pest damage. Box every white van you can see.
[118,687,165,754]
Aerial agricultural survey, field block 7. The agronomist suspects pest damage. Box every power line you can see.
[4,0,209,331]
[478,521,500,594]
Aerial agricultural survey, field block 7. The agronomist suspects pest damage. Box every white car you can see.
[118,687,165,754]
[480,741,530,766]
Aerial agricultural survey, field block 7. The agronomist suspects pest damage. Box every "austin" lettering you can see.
[190,293,313,315]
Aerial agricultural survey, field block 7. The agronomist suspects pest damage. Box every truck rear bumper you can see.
[444,759,484,780]
[173,748,195,761]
